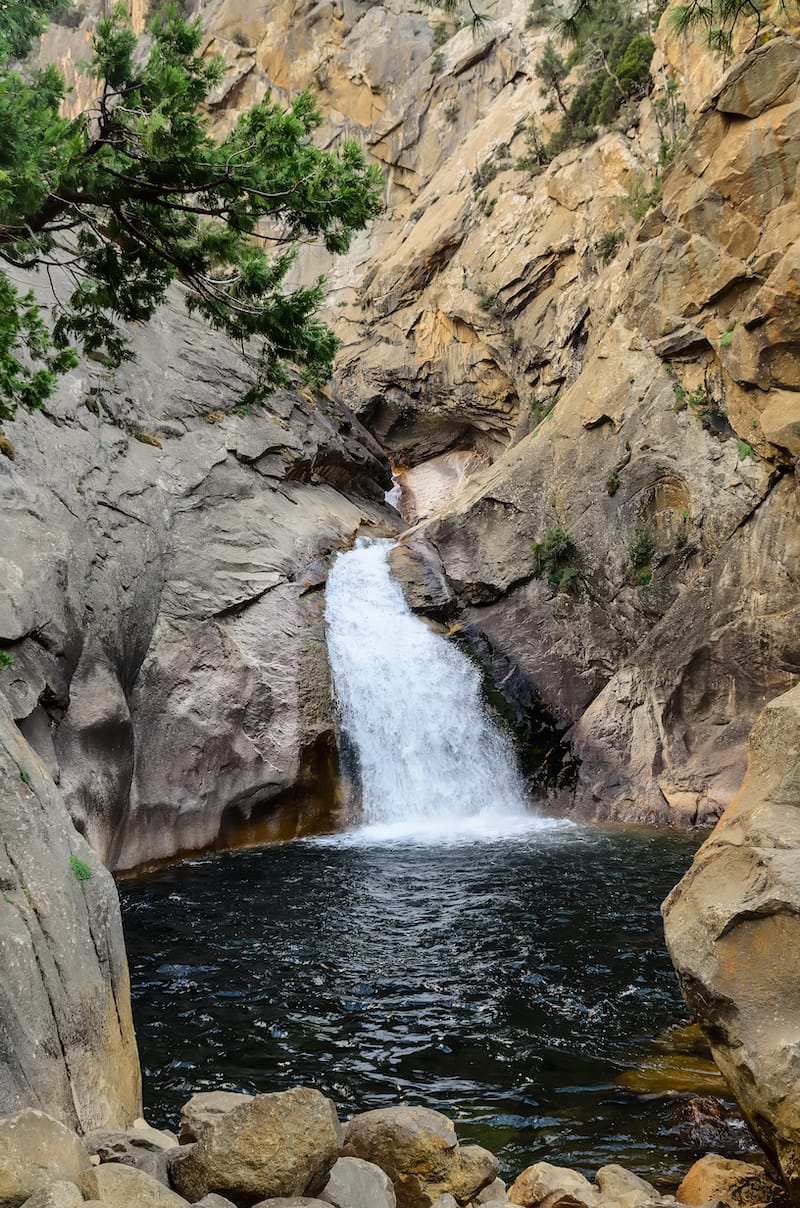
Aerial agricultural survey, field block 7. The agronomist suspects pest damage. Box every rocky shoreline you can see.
[0,1089,788,1208]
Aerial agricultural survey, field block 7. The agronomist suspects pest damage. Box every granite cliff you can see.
[1,0,800,1160]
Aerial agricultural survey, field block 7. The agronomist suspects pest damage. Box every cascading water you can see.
[325,537,555,839]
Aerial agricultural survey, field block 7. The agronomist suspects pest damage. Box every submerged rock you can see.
[169,1087,341,1204]
[673,1097,755,1160]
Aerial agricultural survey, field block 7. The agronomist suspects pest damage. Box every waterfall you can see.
[325,538,551,840]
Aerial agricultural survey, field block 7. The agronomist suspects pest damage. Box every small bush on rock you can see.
[533,525,579,592]
[626,525,655,586]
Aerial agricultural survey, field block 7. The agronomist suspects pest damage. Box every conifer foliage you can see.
[0,1,384,421]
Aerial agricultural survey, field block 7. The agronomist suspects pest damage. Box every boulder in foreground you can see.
[342,1106,497,1208]
[676,1155,787,1208]
[169,1087,340,1204]
[0,1111,93,1208]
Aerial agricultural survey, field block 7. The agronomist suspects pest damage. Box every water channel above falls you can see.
[120,541,714,1185]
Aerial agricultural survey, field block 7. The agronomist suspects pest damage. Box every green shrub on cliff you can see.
[533,0,655,156]
[0,1,383,422]
[626,525,656,586]
[533,525,579,592]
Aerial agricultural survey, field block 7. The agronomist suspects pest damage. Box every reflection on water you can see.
[121,826,714,1186]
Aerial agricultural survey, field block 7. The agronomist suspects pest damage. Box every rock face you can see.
[0,283,391,872]
[663,683,800,1199]
[169,1087,341,1204]
[0,703,140,1130]
[335,28,800,824]
[342,1106,498,1208]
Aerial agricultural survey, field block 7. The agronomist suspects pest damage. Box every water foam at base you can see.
[324,538,567,842]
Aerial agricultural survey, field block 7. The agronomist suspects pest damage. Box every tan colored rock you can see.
[342,1107,496,1208]
[595,1166,657,1206]
[676,1155,785,1208]
[169,1087,340,1204]
[664,684,800,1201]
[252,1200,333,1208]
[178,1091,255,1143]
[508,1162,600,1208]
[451,1149,500,1204]
[715,38,800,118]
[93,1165,188,1207]
[0,1110,94,1208]
[475,1180,508,1203]
[760,392,800,456]
[18,1184,84,1208]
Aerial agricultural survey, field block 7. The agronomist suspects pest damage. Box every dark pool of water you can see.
[121,825,709,1186]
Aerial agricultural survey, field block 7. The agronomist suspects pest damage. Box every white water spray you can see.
[325,538,557,841]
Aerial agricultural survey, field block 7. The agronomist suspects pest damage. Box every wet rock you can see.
[0,1110,94,1208]
[320,1157,397,1208]
[178,1092,255,1144]
[169,1087,340,1204]
[676,1156,787,1208]
[388,538,456,620]
[673,1097,754,1160]
[93,1164,189,1206]
[342,1106,496,1208]
[508,1162,600,1208]
[663,684,800,1200]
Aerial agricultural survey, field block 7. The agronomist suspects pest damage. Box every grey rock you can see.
[320,1157,396,1208]
[83,1128,177,1185]
[192,1196,238,1208]
[0,1111,93,1208]
[1,274,393,875]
